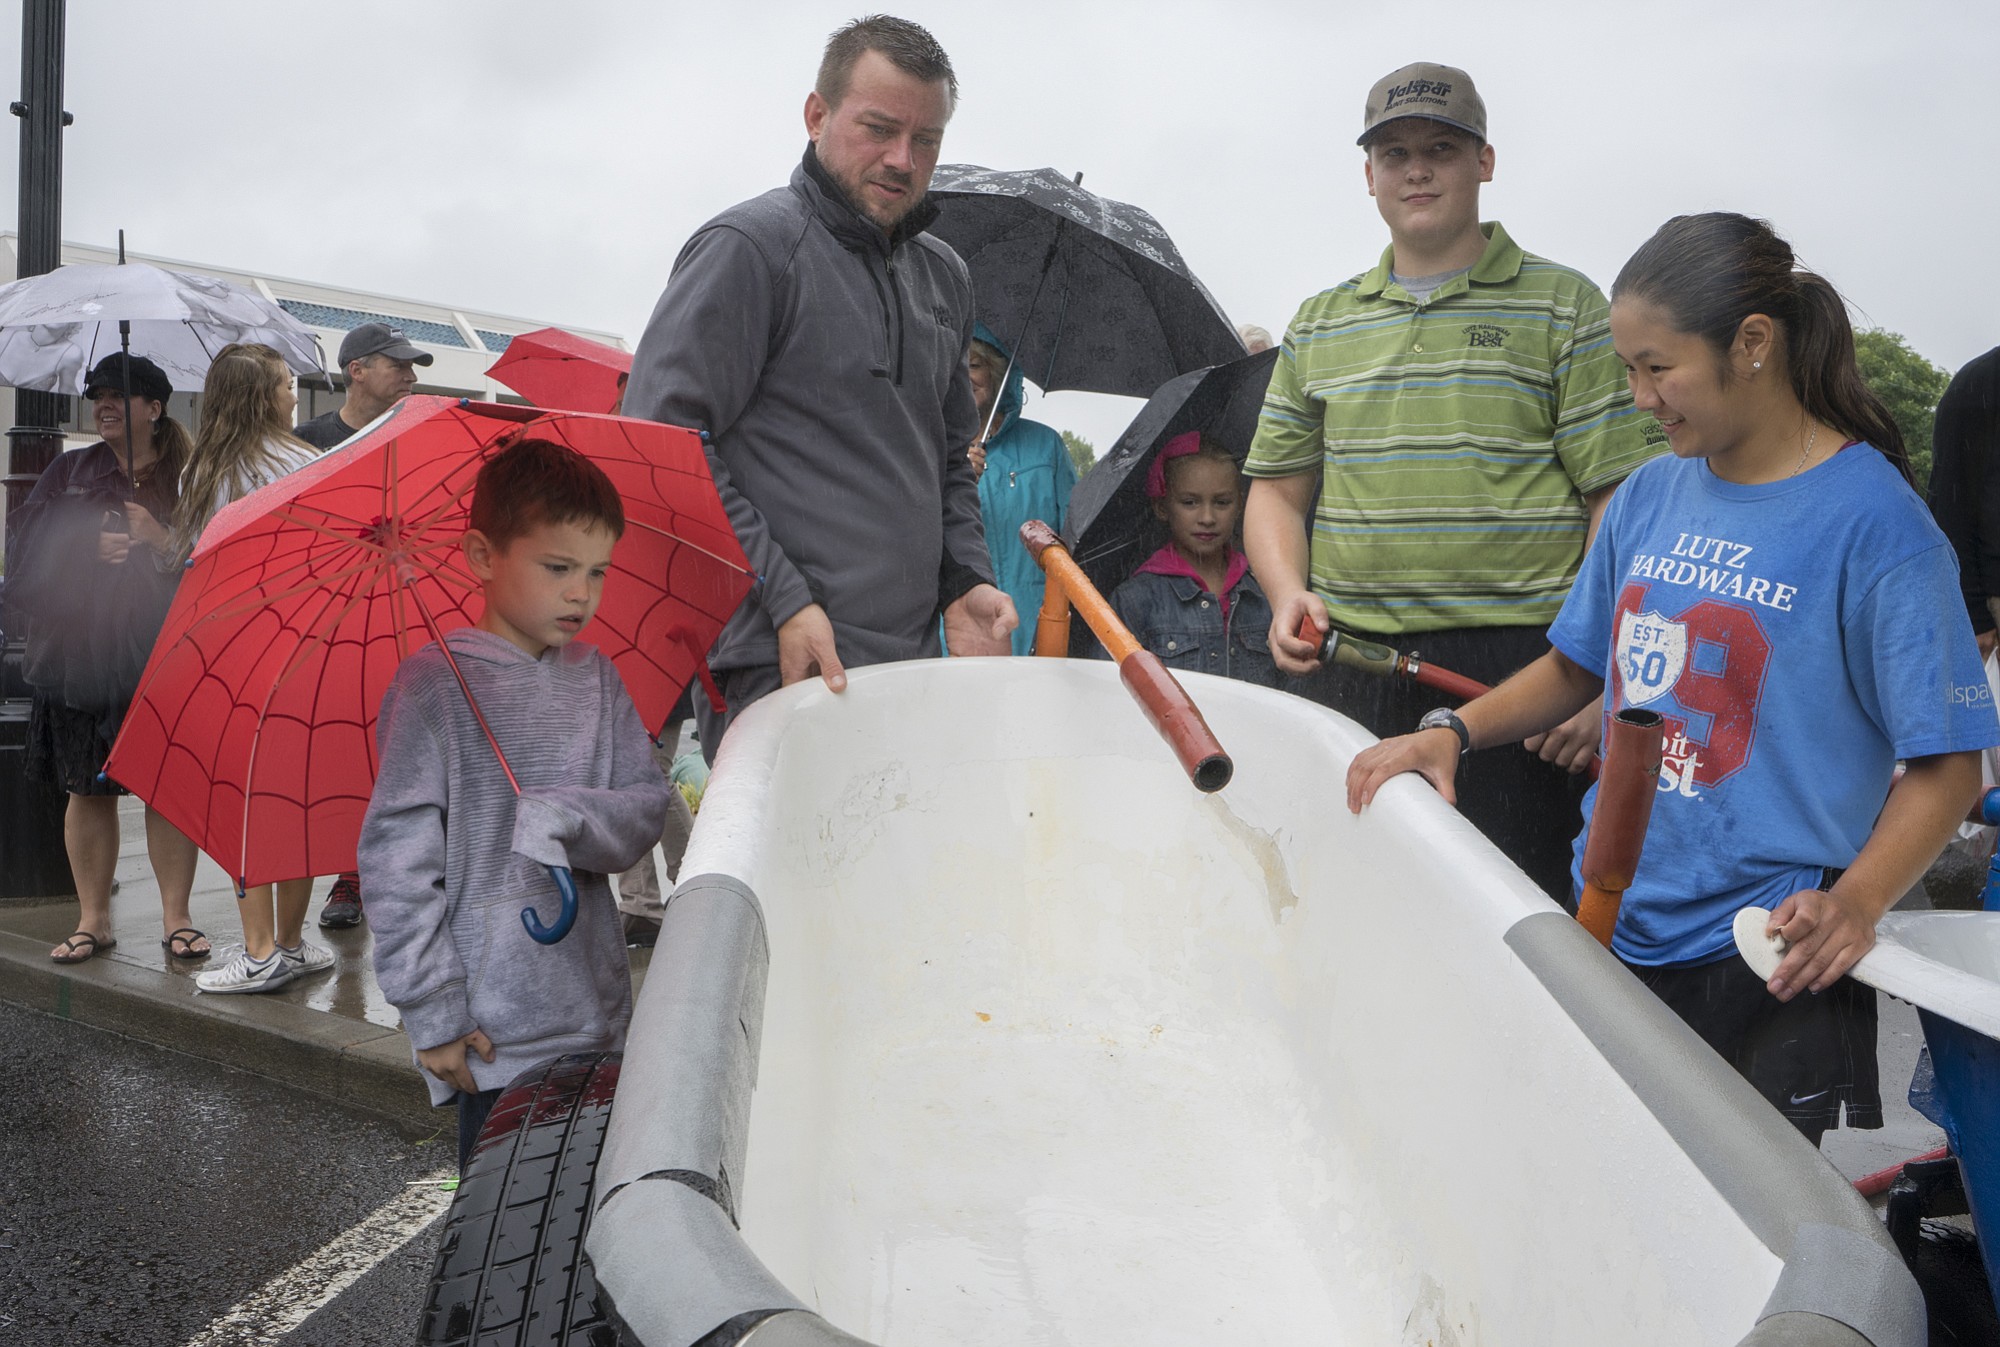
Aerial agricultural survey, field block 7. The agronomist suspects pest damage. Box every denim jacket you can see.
[1104,554,1284,688]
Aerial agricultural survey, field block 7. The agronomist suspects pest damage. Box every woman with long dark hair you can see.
[6,353,202,963]
[176,344,334,994]
[1347,213,1996,1145]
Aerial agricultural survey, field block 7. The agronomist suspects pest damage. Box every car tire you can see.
[419,1052,625,1347]
[1912,1218,2000,1343]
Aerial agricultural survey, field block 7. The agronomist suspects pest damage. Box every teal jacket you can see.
[971,325,1076,655]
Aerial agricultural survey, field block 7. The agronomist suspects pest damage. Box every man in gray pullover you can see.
[625,16,1015,756]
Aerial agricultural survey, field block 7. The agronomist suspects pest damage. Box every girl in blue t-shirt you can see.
[1346,212,2000,1143]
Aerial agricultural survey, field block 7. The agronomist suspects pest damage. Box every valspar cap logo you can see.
[1617,609,1687,706]
[1383,77,1453,113]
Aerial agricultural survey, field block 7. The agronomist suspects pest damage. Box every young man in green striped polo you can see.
[1242,62,1662,902]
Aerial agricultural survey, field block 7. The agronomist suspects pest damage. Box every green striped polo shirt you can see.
[1245,221,1662,635]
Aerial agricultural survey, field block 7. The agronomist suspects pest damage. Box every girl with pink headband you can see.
[1099,432,1283,688]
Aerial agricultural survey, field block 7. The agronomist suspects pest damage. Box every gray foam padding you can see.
[1504,913,1922,1346]
[739,1310,880,1346]
[1754,1223,1926,1347]
[1735,1312,1872,1346]
[589,873,813,1344]
[595,873,770,1206]
[590,1178,808,1347]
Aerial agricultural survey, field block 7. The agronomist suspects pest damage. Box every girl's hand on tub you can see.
[1347,729,1463,813]
[1764,888,1878,1001]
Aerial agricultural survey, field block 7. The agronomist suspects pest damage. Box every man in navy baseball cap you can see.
[293,322,434,453]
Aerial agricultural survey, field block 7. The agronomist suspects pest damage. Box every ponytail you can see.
[1786,273,1909,481]
[1613,213,1912,485]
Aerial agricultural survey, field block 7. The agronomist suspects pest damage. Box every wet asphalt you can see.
[0,1000,448,1347]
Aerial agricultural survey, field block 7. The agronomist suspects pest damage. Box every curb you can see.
[0,929,437,1133]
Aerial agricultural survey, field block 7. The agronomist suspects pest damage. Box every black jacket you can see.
[5,442,180,725]
[1928,347,2000,633]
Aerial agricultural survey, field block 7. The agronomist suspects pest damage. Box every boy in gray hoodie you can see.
[360,438,670,1168]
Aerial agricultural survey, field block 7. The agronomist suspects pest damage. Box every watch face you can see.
[1418,708,1467,752]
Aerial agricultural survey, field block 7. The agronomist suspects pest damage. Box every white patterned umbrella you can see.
[0,261,324,396]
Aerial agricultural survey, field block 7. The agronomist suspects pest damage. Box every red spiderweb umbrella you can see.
[485,327,633,414]
[106,396,751,900]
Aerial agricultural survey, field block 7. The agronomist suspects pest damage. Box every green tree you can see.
[1853,328,1950,493]
[1061,430,1096,477]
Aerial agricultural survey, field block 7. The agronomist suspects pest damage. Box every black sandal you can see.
[162,927,210,960]
[51,931,115,964]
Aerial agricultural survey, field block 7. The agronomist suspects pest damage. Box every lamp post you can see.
[5,0,67,499]
[1,0,72,899]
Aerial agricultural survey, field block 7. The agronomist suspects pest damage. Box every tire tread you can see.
[418,1052,623,1346]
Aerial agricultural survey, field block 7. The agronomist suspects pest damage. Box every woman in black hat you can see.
[4,352,207,963]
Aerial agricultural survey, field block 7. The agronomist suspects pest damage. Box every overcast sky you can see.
[5,0,1994,451]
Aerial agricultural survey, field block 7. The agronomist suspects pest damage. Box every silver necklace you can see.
[1790,421,1820,477]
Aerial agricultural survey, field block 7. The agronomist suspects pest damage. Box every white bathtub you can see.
[589,660,1919,1347]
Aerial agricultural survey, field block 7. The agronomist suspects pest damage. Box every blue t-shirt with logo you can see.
[1549,445,2000,966]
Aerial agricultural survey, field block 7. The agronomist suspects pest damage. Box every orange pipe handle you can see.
[1021,521,1139,662]
[1020,520,1231,792]
[1575,882,1622,947]
[1033,569,1073,658]
[1574,708,1665,948]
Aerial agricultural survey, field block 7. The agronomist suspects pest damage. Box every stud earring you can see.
[1752,361,1762,370]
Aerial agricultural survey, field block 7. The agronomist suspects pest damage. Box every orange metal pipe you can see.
[1019,520,1231,792]
[1023,521,1139,662]
[1574,708,1665,948]
[1033,570,1074,658]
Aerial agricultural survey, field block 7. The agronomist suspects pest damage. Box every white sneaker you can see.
[279,939,335,978]
[195,947,295,995]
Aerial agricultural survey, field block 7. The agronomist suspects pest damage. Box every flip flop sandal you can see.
[162,927,211,961]
[50,931,115,964]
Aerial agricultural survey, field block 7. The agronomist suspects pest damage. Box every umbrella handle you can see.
[521,865,580,945]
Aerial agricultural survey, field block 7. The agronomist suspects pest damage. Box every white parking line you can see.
[180,1169,456,1347]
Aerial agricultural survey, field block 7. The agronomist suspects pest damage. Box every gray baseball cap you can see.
[337,322,434,368]
[1358,62,1487,146]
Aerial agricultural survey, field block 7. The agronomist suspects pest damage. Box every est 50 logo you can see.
[1616,609,1686,706]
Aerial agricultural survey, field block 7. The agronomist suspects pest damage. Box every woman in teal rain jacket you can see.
[961,323,1076,655]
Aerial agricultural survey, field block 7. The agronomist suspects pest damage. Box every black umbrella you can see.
[1064,346,1281,601]
[926,165,1246,403]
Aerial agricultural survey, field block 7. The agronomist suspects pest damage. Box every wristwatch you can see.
[1417,706,1472,756]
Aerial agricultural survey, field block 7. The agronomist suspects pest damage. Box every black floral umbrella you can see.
[1064,346,1282,601]
[926,165,1245,404]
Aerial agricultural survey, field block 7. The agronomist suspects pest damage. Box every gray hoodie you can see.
[625,147,993,673]
[359,629,670,1105]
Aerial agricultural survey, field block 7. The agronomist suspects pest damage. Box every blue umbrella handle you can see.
[521,865,579,945]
